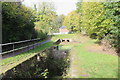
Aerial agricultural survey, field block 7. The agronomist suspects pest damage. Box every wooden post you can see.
[56,46,59,50]
[28,40,30,52]
[37,54,40,61]
[13,43,15,56]
[33,40,35,53]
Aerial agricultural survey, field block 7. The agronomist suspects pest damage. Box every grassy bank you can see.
[70,41,118,78]
[0,41,53,74]
[53,34,118,78]
[1,34,118,78]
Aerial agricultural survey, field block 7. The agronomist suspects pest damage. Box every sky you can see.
[22,0,78,16]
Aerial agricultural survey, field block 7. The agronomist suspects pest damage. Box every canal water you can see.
[1,45,70,79]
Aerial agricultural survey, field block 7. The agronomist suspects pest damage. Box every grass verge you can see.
[74,43,118,78]
[0,41,53,74]
[53,34,118,78]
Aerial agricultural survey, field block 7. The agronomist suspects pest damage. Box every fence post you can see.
[37,39,39,47]
[13,43,15,56]
[28,41,30,52]
[33,39,35,53]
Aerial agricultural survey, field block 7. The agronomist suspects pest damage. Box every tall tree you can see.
[63,10,80,32]
[76,0,120,51]
[2,2,36,43]
[34,2,57,34]
[103,1,120,51]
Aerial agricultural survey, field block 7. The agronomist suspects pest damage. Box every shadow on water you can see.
[1,45,70,79]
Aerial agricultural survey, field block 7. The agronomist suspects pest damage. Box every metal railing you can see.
[0,38,46,55]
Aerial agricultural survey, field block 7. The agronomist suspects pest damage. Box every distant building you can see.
[59,26,69,34]
[52,26,69,35]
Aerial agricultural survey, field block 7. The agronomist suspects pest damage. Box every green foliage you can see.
[53,14,65,32]
[80,2,108,39]
[103,1,120,49]
[34,22,48,39]
[34,2,59,34]
[2,2,36,43]
[57,14,65,28]
[63,10,80,32]
[76,1,120,50]
[45,47,70,77]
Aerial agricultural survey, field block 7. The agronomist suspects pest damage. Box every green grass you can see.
[1,34,118,78]
[75,44,118,78]
[1,42,53,66]
[53,34,118,78]
[0,41,53,74]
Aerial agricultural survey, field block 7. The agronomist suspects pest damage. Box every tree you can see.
[63,10,80,32]
[103,1,120,51]
[34,2,58,34]
[2,2,36,43]
[76,0,120,51]
[52,14,65,32]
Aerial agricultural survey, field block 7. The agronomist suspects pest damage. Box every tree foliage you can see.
[2,2,64,43]
[80,2,110,39]
[63,10,80,32]
[2,2,37,43]
[76,0,120,50]
[53,14,65,32]
[103,1,120,49]
[34,2,58,34]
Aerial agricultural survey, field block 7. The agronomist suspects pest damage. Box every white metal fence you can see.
[1,38,49,55]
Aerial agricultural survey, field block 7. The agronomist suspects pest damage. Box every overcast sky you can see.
[22,0,78,15]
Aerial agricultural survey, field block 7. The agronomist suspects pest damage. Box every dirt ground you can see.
[76,35,118,56]
[61,35,118,56]
[85,43,118,56]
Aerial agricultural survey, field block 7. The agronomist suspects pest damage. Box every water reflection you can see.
[1,45,70,79]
